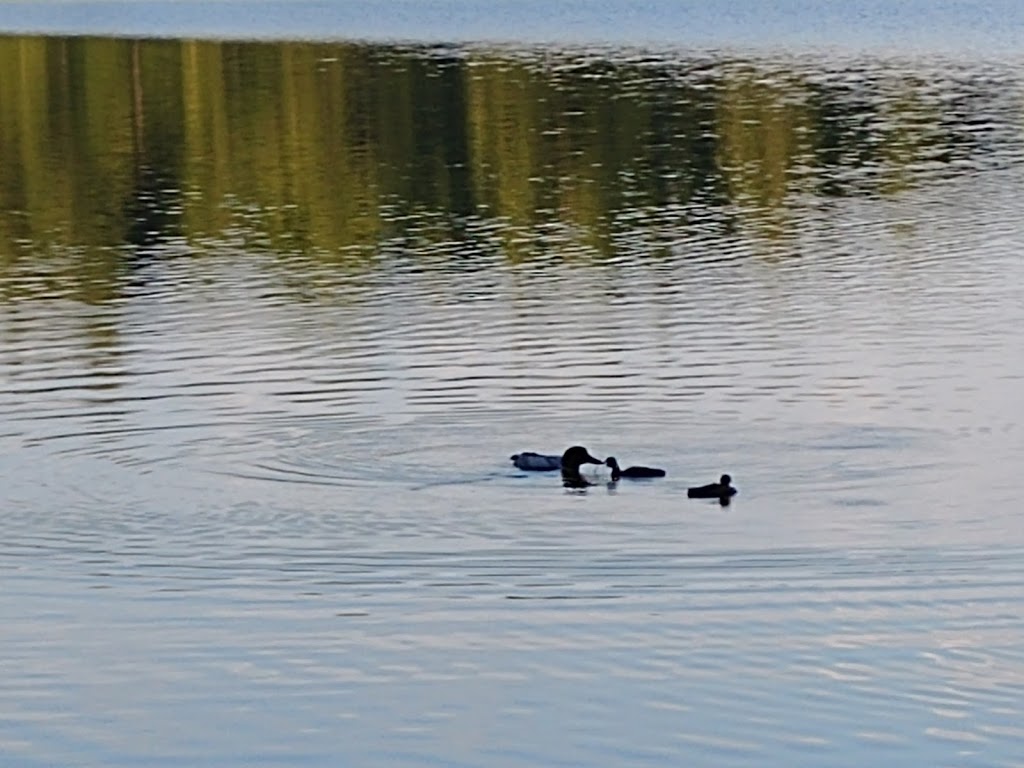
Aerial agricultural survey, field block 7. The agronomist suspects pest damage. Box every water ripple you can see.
[2,37,1024,768]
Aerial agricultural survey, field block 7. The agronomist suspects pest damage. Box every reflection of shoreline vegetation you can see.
[0,35,1016,298]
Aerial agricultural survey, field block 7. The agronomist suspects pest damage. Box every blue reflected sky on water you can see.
[1,0,1023,51]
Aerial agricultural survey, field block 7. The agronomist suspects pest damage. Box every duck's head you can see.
[720,473,732,486]
[561,445,603,472]
[604,456,623,481]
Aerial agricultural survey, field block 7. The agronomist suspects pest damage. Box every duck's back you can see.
[621,465,666,479]
[511,452,562,471]
[687,482,736,498]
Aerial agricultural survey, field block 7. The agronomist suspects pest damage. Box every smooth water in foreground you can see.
[1,19,1024,768]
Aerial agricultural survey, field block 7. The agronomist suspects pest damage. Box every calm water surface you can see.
[1,18,1024,768]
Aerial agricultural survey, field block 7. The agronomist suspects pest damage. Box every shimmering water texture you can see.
[1,32,1024,768]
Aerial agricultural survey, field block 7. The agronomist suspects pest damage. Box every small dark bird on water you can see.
[687,474,737,503]
[604,457,666,481]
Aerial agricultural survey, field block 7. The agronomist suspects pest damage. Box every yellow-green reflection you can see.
[0,35,995,302]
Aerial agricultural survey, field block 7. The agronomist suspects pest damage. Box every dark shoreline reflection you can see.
[0,34,1022,303]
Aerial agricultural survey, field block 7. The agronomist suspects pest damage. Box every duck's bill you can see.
[584,453,603,464]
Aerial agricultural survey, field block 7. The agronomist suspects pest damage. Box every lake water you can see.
[2,6,1024,767]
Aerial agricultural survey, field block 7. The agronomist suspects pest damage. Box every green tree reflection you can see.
[0,36,1002,302]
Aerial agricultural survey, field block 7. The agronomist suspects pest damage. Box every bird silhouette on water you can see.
[687,474,737,505]
[604,457,666,481]
[559,445,605,488]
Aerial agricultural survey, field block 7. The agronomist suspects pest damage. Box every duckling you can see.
[605,457,666,481]
[511,452,562,471]
[560,445,605,487]
[687,474,737,500]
